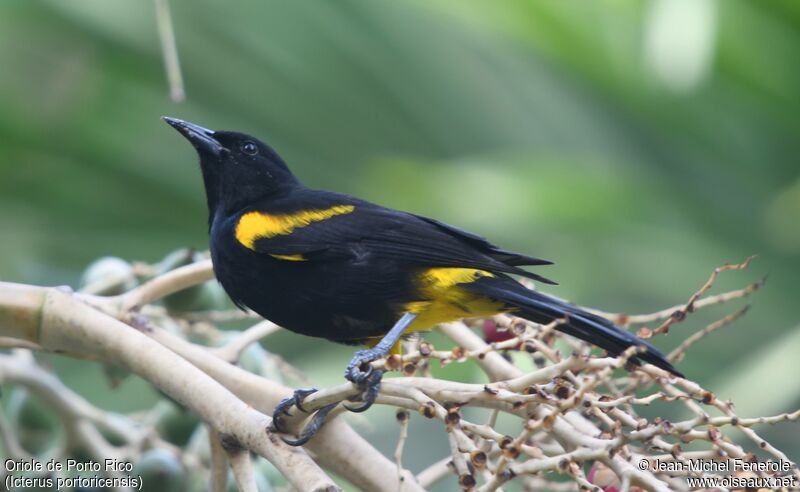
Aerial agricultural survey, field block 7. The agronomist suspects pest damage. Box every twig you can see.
[439,322,673,492]
[0,352,141,447]
[416,456,453,489]
[0,404,32,460]
[213,320,281,363]
[143,313,423,492]
[101,259,214,311]
[448,432,474,490]
[652,256,755,335]
[394,410,410,491]
[219,433,259,492]
[0,337,43,350]
[668,305,750,362]
[0,283,339,492]
[177,309,261,323]
[154,0,185,102]
[208,427,229,492]
[0,253,790,492]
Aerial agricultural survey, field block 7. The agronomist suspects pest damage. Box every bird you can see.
[163,116,683,445]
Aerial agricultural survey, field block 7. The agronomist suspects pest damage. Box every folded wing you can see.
[245,198,556,284]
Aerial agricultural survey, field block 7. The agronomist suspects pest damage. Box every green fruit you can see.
[157,249,196,273]
[236,338,267,375]
[102,363,132,388]
[255,458,284,490]
[224,468,273,492]
[80,256,137,295]
[237,340,283,383]
[157,249,228,312]
[6,388,60,454]
[154,400,201,447]
[134,448,187,492]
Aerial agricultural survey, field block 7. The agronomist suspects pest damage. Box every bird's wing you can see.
[409,214,554,267]
[242,200,556,285]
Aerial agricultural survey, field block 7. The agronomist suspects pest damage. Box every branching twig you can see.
[652,256,757,335]
[0,283,339,492]
[668,304,750,362]
[0,254,793,492]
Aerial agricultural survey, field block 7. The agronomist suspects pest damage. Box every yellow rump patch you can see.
[269,254,306,261]
[366,268,508,355]
[235,204,355,250]
[403,267,508,333]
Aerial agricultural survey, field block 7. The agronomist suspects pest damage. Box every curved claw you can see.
[292,388,319,413]
[343,397,373,413]
[270,387,318,433]
[348,362,373,384]
[345,348,381,384]
[344,369,384,413]
[270,397,295,433]
[281,402,338,446]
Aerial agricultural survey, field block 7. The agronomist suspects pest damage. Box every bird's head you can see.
[163,117,299,216]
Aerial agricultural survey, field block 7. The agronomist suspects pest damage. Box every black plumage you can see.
[164,116,682,384]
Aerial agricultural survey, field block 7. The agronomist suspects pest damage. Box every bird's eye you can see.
[241,142,258,155]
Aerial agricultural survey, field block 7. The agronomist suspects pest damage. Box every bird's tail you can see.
[463,276,683,377]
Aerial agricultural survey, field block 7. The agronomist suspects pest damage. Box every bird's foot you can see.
[344,368,384,412]
[273,348,391,446]
[344,347,383,383]
[270,387,318,434]
[280,402,338,446]
[343,348,387,413]
[271,388,340,446]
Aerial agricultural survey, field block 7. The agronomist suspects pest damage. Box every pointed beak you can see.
[162,116,225,157]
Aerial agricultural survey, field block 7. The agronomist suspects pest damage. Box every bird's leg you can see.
[275,313,418,445]
[343,312,417,412]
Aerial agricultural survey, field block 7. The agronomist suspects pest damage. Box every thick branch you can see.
[144,322,423,492]
[0,282,338,492]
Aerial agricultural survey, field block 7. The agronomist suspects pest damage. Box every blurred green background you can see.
[1,0,798,479]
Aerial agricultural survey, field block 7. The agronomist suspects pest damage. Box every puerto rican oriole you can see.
[163,117,682,445]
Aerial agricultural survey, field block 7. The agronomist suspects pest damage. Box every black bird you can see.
[163,117,682,445]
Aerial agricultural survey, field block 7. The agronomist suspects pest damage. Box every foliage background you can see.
[1,0,797,480]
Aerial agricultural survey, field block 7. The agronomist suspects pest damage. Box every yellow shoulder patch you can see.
[235,204,355,250]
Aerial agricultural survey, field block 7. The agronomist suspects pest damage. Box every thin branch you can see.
[0,404,32,460]
[208,427,229,492]
[416,456,452,489]
[0,253,790,492]
[154,0,185,102]
[220,434,258,492]
[394,410,410,490]
[213,320,281,363]
[95,259,215,311]
[668,305,750,362]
